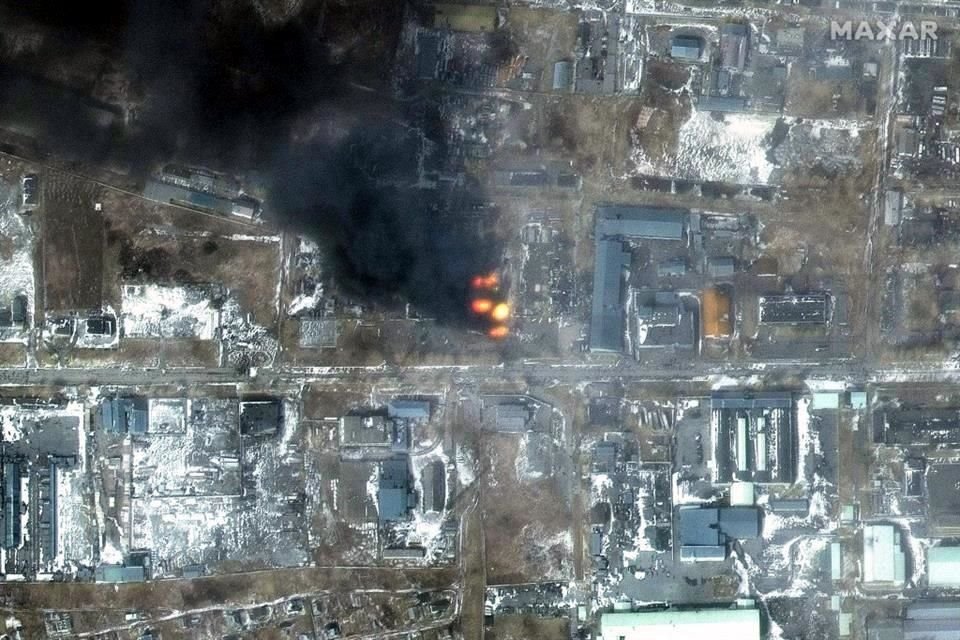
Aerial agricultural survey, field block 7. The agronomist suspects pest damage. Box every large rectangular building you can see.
[758,294,829,324]
[927,546,960,587]
[600,607,761,640]
[869,602,960,640]
[862,524,906,586]
[711,392,796,484]
[590,206,687,352]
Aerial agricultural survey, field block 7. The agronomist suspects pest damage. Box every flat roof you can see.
[759,294,829,324]
[863,524,905,585]
[590,239,630,351]
[928,547,960,587]
[600,608,761,640]
[596,205,687,240]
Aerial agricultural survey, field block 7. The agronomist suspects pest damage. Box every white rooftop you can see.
[863,524,905,585]
[600,608,761,640]
[928,546,960,587]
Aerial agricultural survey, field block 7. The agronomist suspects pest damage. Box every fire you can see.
[490,302,510,322]
[471,273,499,289]
[488,325,509,339]
[471,298,494,314]
[469,273,510,340]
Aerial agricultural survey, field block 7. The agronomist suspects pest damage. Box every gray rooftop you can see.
[378,456,415,522]
[494,403,531,432]
[596,205,687,240]
[671,35,703,60]
[589,240,630,352]
[868,602,960,640]
[553,60,573,91]
[759,294,829,324]
[711,391,793,410]
[590,206,687,352]
[387,400,431,420]
[95,564,146,583]
[679,506,762,547]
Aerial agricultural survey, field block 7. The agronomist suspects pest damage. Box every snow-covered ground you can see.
[0,181,35,343]
[633,109,779,184]
[121,283,220,340]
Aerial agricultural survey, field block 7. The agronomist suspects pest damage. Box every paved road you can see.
[8,355,960,392]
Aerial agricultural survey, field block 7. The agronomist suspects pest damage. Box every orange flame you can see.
[471,273,499,289]
[488,325,509,339]
[471,298,494,314]
[490,302,510,322]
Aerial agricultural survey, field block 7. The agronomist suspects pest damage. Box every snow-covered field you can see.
[0,181,35,343]
[632,111,867,185]
[121,284,220,340]
[633,109,779,184]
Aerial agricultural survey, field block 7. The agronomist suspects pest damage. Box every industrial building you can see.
[386,400,431,421]
[600,606,761,640]
[671,35,704,61]
[591,238,631,352]
[95,396,149,434]
[143,180,259,221]
[758,293,830,324]
[590,205,688,352]
[927,463,960,535]
[707,256,736,278]
[678,506,761,561]
[481,395,552,433]
[553,60,573,91]
[868,602,960,639]
[340,415,393,448]
[862,524,906,587]
[95,563,147,583]
[239,399,282,436]
[2,461,21,549]
[378,456,416,523]
[927,546,960,587]
[719,24,749,70]
[595,205,687,241]
[711,391,796,484]
[420,460,446,513]
[874,408,960,447]
[633,291,697,350]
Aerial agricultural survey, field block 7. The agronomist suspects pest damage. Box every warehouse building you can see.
[591,239,631,352]
[758,293,830,324]
[600,606,761,640]
[678,505,761,562]
[95,396,149,434]
[862,524,906,587]
[378,456,416,523]
[719,23,749,70]
[634,291,697,350]
[868,602,960,640]
[590,206,687,352]
[927,546,960,587]
[711,391,796,484]
[671,35,704,61]
[3,461,21,549]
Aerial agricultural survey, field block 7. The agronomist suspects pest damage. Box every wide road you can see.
[5,357,960,390]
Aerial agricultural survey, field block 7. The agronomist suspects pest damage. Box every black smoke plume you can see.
[0,0,500,323]
[271,128,500,323]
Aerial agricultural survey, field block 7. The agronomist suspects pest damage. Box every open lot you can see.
[41,171,103,312]
[481,433,572,584]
